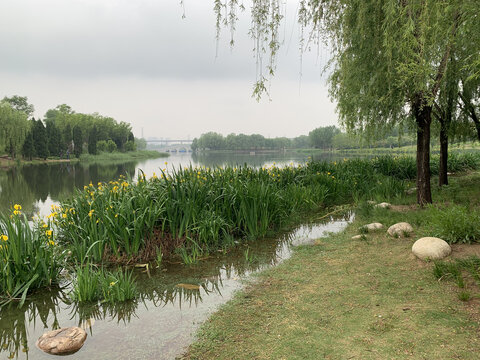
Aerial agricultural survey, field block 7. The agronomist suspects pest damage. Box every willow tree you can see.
[213,0,480,205]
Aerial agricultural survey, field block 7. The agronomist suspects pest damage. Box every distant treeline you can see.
[0,96,137,160]
[191,126,416,152]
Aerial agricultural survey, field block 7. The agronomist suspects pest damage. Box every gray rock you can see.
[363,223,384,231]
[387,222,414,237]
[375,202,391,209]
[412,237,451,261]
[36,327,87,355]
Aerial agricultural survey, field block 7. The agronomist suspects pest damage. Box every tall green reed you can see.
[0,206,64,305]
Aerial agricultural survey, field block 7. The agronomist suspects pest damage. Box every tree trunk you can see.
[414,97,433,205]
[439,119,448,186]
[471,110,480,141]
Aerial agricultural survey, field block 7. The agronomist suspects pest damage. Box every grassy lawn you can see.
[184,172,480,359]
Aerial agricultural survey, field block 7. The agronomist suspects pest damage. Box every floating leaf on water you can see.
[176,283,200,290]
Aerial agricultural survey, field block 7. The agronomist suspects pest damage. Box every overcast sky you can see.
[0,0,337,139]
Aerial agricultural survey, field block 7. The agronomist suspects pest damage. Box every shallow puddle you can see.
[0,213,353,360]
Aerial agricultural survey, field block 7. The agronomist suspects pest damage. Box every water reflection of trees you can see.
[0,288,67,359]
[0,161,137,215]
[0,213,352,360]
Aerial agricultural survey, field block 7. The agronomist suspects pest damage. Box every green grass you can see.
[55,158,411,265]
[70,265,137,303]
[184,170,480,360]
[0,209,64,306]
[427,205,480,244]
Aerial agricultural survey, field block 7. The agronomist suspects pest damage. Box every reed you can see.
[71,264,137,303]
[0,207,64,305]
[54,158,410,264]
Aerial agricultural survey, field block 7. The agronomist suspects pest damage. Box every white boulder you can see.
[387,222,414,237]
[375,202,391,209]
[412,237,451,261]
[363,223,384,231]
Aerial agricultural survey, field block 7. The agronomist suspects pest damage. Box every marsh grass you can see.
[71,265,137,303]
[0,210,64,306]
[54,158,411,265]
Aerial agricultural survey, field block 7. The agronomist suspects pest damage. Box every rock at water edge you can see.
[36,327,87,355]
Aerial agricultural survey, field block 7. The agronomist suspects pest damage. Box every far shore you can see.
[0,150,167,168]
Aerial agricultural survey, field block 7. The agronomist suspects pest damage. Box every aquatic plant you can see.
[0,206,64,305]
[53,159,411,264]
[71,265,137,303]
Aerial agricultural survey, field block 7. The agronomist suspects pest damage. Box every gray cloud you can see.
[0,0,337,139]
[0,0,328,80]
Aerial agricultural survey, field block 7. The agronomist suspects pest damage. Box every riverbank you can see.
[0,150,167,167]
[184,171,480,359]
[295,141,480,157]
[78,150,168,162]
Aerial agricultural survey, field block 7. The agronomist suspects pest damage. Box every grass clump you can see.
[0,208,64,305]
[71,265,137,303]
[427,205,480,244]
[433,256,480,294]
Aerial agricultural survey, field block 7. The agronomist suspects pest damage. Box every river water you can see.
[0,151,353,360]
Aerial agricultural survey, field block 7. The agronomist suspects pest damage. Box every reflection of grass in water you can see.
[0,287,66,359]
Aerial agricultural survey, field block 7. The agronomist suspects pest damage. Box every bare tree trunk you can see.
[414,96,433,205]
[471,110,480,141]
[439,119,449,186]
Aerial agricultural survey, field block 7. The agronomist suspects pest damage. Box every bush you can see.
[106,139,117,152]
[97,140,108,153]
[124,140,136,152]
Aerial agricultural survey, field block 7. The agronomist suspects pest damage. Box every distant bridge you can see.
[146,139,193,145]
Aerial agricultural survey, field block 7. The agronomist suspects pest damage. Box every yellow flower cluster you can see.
[1,234,8,241]
[12,204,22,216]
